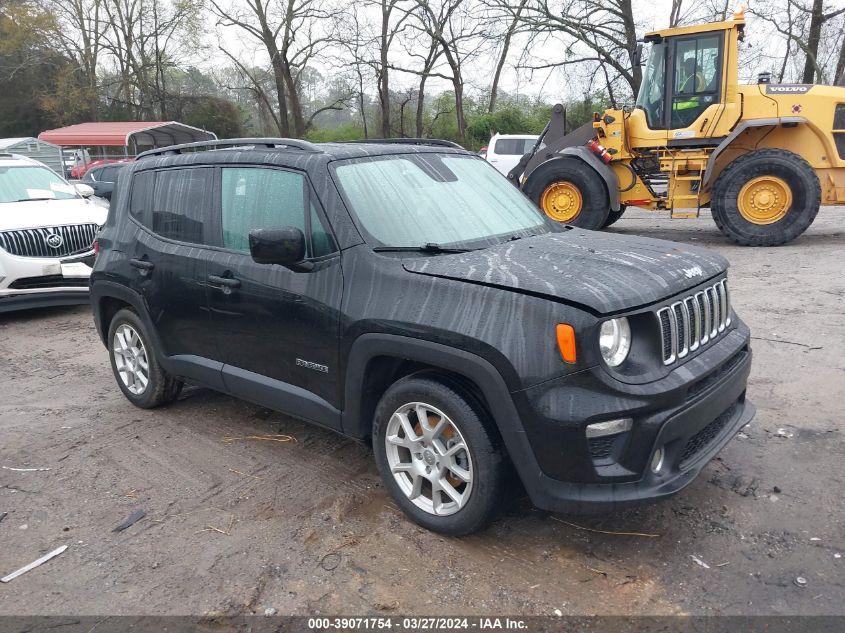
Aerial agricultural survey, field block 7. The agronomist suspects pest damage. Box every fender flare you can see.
[90,280,152,346]
[527,149,621,211]
[342,333,545,493]
[702,116,806,189]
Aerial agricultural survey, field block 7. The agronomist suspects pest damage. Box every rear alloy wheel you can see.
[108,308,183,409]
[373,377,506,535]
[711,149,821,246]
[524,158,610,230]
[113,323,150,396]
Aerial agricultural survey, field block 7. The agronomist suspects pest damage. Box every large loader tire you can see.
[710,149,821,246]
[524,159,610,230]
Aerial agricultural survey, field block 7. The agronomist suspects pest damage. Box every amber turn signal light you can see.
[556,324,577,363]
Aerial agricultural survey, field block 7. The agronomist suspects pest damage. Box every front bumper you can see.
[0,251,94,313]
[513,321,754,513]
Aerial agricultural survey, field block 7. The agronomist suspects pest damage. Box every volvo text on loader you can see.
[509,10,845,246]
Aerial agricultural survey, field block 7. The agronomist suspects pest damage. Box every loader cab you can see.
[630,16,744,146]
[636,33,723,131]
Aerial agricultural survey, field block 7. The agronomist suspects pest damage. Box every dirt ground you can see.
[1,207,843,617]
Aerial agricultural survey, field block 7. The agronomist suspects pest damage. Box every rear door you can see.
[127,166,224,389]
[205,165,343,429]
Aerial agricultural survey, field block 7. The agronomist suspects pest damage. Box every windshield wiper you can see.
[373,243,477,254]
[12,197,55,202]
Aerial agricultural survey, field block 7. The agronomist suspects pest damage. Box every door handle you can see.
[130,258,154,273]
[208,274,241,290]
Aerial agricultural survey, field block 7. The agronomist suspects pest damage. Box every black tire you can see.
[523,158,610,230]
[107,308,183,409]
[710,149,821,246]
[602,205,626,228]
[372,376,507,536]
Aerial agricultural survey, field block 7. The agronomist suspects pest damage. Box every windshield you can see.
[636,42,667,129]
[0,165,79,203]
[333,154,548,248]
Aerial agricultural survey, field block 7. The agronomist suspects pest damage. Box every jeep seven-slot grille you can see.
[657,279,730,365]
[0,224,98,258]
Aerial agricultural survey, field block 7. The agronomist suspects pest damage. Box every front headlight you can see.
[599,317,631,367]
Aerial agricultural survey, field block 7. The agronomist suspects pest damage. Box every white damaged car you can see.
[0,154,107,312]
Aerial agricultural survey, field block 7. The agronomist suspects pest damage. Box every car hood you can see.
[0,198,108,231]
[402,229,728,314]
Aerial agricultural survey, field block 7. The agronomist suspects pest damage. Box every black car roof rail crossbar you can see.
[136,138,322,159]
[340,138,465,149]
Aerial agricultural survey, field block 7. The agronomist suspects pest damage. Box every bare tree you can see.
[212,0,338,136]
[755,0,845,84]
[100,0,202,118]
[403,0,487,140]
[836,29,845,84]
[48,0,105,119]
[800,0,845,83]
[669,0,683,27]
[484,0,527,112]
[514,0,642,98]
[375,0,410,136]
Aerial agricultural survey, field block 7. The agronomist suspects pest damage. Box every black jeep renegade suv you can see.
[90,138,754,535]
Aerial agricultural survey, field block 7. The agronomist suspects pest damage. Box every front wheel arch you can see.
[341,334,541,491]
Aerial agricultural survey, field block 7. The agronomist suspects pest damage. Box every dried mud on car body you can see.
[0,208,843,616]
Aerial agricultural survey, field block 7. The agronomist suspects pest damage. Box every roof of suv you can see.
[134,138,470,167]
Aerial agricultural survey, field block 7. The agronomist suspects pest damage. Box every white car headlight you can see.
[599,317,631,367]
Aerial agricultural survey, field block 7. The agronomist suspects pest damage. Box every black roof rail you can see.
[341,138,465,149]
[136,138,322,160]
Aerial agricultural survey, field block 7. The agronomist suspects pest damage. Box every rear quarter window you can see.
[151,168,213,244]
[129,171,154,223]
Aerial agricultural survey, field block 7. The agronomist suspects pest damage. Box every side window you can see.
[129,171,154,223]
[494,139,524,155]
[151,168,213,244]
[671,35,721,129]
[220,167,336,257]
[100,166,119,182]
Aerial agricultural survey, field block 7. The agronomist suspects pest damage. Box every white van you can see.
[485,134,539,176]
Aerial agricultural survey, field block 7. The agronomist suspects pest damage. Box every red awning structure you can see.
[38,121,216,151]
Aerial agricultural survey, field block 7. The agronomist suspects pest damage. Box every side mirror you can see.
[74,183,95,198]
[249,227,306,267]
[633,43,644,67]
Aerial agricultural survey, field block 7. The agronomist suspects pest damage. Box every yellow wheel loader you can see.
[509,10,845,246]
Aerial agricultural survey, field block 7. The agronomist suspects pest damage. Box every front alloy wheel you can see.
[384,402,473,516]
[113,323,150,395]
[373,376,507,535]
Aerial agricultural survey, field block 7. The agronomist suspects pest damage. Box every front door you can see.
[667,33,723,131]
[205,165,343,429]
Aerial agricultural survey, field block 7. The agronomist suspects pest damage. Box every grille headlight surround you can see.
[599,317,631,367]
